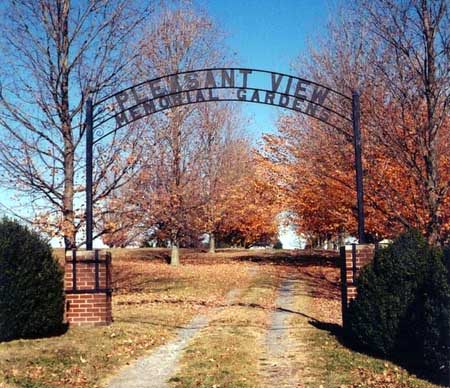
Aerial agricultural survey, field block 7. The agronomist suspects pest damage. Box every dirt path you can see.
[106,269,256,388]
[106,314,208,388]
[260,276,305,388]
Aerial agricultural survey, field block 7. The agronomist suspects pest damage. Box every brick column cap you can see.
[343,243,375,251]
[65,250,111,262]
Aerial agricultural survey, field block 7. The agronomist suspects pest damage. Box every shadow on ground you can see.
[231,249,340,265]
[307,315,446,387]
[0,323,69,343]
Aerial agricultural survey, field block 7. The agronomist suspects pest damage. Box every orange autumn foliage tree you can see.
[263,0,450,244]
[261,116,357,246]
[194,103,280,250]
[100,111,281,251]
[261,113,407,245]
[196,103,246,251]
[207,146,280,248]
[135,3,227,264]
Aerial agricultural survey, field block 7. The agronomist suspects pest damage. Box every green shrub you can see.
[346,229,450,382]
[0,218,65,341]
[273,240,283,249]
[421,253,450,378]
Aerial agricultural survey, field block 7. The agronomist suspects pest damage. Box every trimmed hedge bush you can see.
[346,229,450,382]
[0,218,65,341]
[273,240,283,249]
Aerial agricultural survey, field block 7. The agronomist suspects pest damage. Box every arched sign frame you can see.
[84,67,365,249]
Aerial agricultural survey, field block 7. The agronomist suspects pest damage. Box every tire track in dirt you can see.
[106,314,208,388]
[106,266,258,388]
[260,276,305,388]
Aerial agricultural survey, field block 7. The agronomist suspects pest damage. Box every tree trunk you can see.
[59,0,75,249]
[170,243,180,266]
[62,146,75,249]
[421,1,442,245]
[209,233,216,253]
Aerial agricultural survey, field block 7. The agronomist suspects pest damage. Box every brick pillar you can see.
[65,250,112,326]
[340,244,374,326]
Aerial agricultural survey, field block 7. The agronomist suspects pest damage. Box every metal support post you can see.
[86,98,93,250]
[352,91,366,244]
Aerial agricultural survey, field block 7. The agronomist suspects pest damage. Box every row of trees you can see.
[100,102,280,263]
[262,0,449,246]
[0,0,448,255]
[0,0,280,262]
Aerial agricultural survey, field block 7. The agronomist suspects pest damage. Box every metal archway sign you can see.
[85,67,365,249]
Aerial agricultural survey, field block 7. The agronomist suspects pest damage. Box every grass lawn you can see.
[0,249,446,387]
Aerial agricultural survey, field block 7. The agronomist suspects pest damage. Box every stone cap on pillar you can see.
[342,243,375,251]
[65,250,112,262]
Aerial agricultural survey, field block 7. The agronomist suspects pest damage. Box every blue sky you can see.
[205,0,330,136]
[206,0,329,70]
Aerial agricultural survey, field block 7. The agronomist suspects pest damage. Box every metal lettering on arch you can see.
[85,67,366,249]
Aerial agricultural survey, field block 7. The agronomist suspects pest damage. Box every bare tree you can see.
[196,102,248,253]
[0,0,153,248]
